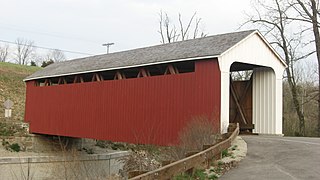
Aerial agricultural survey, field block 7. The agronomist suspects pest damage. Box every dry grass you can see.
[179,116,219,151]
[165,115,220,161]
[0,62,41,122]
[119,115,221,179]
[120,149,161,173]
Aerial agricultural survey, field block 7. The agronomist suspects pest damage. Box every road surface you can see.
[220,136,320,180]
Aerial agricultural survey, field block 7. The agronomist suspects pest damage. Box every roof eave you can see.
[23,55,219,82]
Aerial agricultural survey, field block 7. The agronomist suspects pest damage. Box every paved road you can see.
[220,136,320,180]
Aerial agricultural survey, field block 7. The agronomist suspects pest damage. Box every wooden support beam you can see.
[164,64,179,75]
[91,73,101,82]
[73,76,77,83]
[73,75,84,83]
[99,74,104,81]
[44,79,52,86]
[34,81,40,86]
[58,77,67,85]
[137,68,151,77]
[114,71,126,80]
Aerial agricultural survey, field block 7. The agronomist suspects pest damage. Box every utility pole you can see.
[102,43,114,54]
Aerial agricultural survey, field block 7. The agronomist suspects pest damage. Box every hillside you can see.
[0,62,41,121]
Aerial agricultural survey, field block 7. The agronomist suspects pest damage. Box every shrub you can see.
[208,174,218,180]
[95,140,108,148]
[120,149,161,173]
[167,115,219,160]
[193,169,206,180]
[178,115,219,152]
[41,60,54,67]
[82,147,94,154]
[0,122,28,136]
[222,149,232,158]
[0,122,16,136]
[2,139,9,146]
[30,61,37,66]
[2,140,21,152]
[217,161,223,166]
[9,143,21,152]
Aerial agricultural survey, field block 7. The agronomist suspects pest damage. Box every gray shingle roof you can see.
[25,30,256,81]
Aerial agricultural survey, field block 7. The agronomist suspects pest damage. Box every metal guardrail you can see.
[129,123,240,180]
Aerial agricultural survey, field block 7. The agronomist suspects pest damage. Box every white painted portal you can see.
[218,31,286,135]
[252,68,283,134]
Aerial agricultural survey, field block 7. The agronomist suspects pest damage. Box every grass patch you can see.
[0,121,27,136]
[2,140,21,152]
[173,169,212,180]
[0,62,41,122]
[193,169,206,180]
[208,174,218,180]
[0,122,16,136]
[8,143,21,152]
[173,173,192,180]
[222,149,232,158]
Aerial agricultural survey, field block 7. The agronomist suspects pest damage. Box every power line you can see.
[0,24,100,44]
[0,39,93,56]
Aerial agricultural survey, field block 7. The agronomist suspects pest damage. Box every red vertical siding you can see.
[24,59,221,145]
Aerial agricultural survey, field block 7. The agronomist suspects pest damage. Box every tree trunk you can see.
[285,67,305,135]
[278,7,306,135]
[310,0,320,136]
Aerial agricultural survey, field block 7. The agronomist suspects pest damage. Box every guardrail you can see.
[129,123,239,180]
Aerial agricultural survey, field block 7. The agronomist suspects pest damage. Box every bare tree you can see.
[158,11,179,43]
[14,38,35,65]
[158,11,206,44]
[243,0,310,135]
[0,44,9,62]
[46,49,66,62]
[289,0,320,136]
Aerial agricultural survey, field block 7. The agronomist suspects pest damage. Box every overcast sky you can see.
[0,0,252,60]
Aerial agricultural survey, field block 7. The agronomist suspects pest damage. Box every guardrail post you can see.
[203,145,213,168]
[185,168,194,176]
[214,151,222,161]
[227,123,237,132]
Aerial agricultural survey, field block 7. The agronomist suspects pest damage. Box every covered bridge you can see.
[24,30,286,145]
